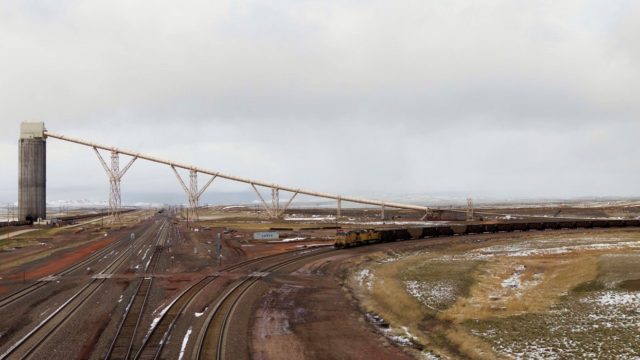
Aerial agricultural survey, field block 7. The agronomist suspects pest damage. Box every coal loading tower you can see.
[18,122,46,221]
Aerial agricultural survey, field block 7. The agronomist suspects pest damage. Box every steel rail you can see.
[105,277,148,360]
[44,131,430,212]
[0,225,157,360]
[132,253,291,360]
[194,248,334,360]
[134,247,331,360]
[0,221,155,310]
[132,276,217,360]
[0,220,163,360]
[105,220,168,360]
[0,280,104,360]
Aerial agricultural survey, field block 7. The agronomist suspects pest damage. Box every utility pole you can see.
[215,232,222,266]
[129,232,135,270]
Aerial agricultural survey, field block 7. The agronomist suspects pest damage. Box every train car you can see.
[591,220,610,228]
[334,230,357,248]
[421,226,440,238]
[379,229,397,243]
[527,222,544,231]
[335,229,384,248]
[627,219,640,227]
[558,221,578,229]
[407,227,424,240]
[0,220,32,227]
[575,220,591,229]
[334,218,640,249]
[436,226,455,236]
[512,222,529,232]
[465,224,484,234]
[483,224,498,233]
[616,219,633,227]
[392,228,413,241]
[358,229,382,245]
[450,224,468,235]
[496,223,513,232]
[544,222,561,230]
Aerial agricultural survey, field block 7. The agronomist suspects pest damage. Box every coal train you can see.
[334,219,640,248]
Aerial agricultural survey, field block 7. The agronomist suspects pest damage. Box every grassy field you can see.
[347,229,640,359]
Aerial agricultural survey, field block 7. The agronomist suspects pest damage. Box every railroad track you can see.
[0,219,168,360]
[193,247,334,360]
[133,274,217,360]
[0,221,156,310]
[105,221,169,360]
[132,248,331,360]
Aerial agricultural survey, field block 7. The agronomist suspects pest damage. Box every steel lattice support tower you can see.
[271,188,279,216]
[189,169,198,212]
[109,151,120,216]
[95,149,137,221]
[172,167,216,222]
[250,185,299,219]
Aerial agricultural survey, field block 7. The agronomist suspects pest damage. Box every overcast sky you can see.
[1,1,639,205]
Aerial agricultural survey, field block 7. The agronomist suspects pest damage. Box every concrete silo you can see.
[18,122,46,222]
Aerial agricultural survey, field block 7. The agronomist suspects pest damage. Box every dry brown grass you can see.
[346,230,640,358]
[366,259,429,325]
[350,251,491,358]
[445,328,503,359]
[443,254,598,323]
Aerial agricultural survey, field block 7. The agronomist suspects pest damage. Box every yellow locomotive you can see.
[334,229,381,248]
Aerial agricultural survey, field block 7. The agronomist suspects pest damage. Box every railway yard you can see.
[0,203,639,359]
[4,1,640,358]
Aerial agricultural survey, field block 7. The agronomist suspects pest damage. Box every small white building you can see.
[253,231,279,240]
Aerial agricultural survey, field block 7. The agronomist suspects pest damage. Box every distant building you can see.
[253,231,279,240]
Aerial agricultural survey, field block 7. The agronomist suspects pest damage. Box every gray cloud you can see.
[0,0,639,204]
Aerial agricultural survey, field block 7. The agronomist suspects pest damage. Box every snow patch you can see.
[281,237,307,242]
[386,326,420,348]
[584,291,640,306]
[285,216,336,221]
[501,264,526,289]
[294,243,331,249]
[477,289,640,358]
[342,220,444,226]
[141,247,150,261]
[145,301,173,339]
[178,326,192,360]
[404,280,458,311]
[222,205,246,210]
[472,238,640,258]
[355,268,374,291]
